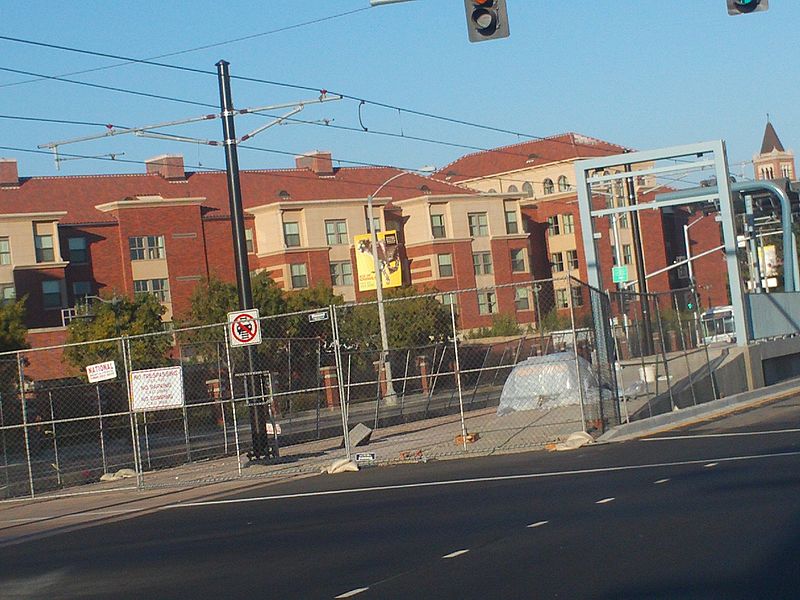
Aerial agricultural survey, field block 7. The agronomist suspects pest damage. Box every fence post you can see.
[96,384,108,474]
[48,390,61,488]
[18,353,34,498]
[673,292,697,406]
[567,278,587,432]
[122,335,144,489]
[331,304,351,461]
[450,295,468,451]
[222,327,242,477]
[653,296,676,411]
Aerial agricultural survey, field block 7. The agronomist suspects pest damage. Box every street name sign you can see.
[612,266,629,283]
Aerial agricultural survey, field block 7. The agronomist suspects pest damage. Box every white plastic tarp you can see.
[497,352,597,416]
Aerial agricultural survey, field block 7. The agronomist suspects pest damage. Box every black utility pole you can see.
[624,161,654,356]
[216,60,268,459]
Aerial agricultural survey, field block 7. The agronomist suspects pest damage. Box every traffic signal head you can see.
[464,0,509,43]
[727,0,768,15]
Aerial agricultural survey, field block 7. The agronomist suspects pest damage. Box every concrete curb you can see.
[599,375,800,443]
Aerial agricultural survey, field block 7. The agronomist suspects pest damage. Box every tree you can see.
[65,294,170,373]
[0,298,28,353]
[338,287,451,350]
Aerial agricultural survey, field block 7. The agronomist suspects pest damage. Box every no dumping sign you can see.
[227,309,262,347]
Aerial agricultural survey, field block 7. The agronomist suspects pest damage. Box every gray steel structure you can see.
[574,140,750,347]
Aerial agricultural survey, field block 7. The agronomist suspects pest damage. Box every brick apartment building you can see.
[1,131,748,380]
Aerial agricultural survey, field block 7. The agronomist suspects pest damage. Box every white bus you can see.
[701,305,735,344]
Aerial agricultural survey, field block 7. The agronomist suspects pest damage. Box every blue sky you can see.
[1,1,797,179]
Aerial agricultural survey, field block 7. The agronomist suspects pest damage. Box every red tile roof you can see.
[433,132,631,184]
[0,165,474,225]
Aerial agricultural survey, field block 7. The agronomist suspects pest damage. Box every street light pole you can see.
[365,167,434,406]
[367,193,397,405]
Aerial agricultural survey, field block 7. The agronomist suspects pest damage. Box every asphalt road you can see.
[1,395,799,599]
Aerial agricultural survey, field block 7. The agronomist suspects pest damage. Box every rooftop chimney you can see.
[0,159,19,188]
[295,151,334,176]
[145,154,185,180]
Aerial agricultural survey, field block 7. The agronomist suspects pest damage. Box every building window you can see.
[72,281,92,300]
[562,214,574,234]
[42,280,62,309]
[556,288,569,308]
[1,285,16,303]
[623,244,633,265]
[572,286,584,308]
[782,164,792,178]
[610,245,618,266]
[473,252,493,275]
[430,214,446,239]
[514,287,530,311]
[547,216,560,236]
[245,228,255,253]
[468,212,489,237]
[551,252,564,272]
[522,182,534,198]
[283,222,300,248]
[68,237,88,264]
[367,216,381,234]
[543,179,554,195]
[35,233,55,263]
[290,263,308,289]
[0,237,10,265]
[329,261,353,286]
[134,278,170,302]
[558,175,570,192]
[129,235,165,261]
[504,209,519,234]
[437,253,454,278]
[325,220,348,245]
[438,293,458,313]
[510,248,526,273]
[618,213,629,228]
[478,291,497,315]
[567,250,579,271]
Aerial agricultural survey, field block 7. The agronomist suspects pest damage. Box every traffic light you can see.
[727,0,768,15]
[464,0,509,43]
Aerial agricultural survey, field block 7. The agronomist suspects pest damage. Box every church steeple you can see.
[760,119,785,154]
[754,118,794,181]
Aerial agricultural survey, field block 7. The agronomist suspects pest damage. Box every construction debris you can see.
[545,431,594,452]
[455,432,480,445]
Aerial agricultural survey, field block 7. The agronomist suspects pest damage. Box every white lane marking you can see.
[704,462,719,468]
[654,478,670,484]
[527,520,549,528]
[643,428,800,441]
[442,549,470,559]
[596,497,615,504]
[168,449,800,509]
[335,588,369,598]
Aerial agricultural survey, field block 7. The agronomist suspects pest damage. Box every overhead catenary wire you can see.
[0,7,371,90]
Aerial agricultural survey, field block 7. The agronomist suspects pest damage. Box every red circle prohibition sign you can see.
[231,314,258,343]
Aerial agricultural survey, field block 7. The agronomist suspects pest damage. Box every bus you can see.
[700,305,736,344]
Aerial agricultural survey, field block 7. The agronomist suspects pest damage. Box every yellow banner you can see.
[355,230,402,291]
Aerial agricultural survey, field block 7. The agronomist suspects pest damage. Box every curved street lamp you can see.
[366,166,434,406]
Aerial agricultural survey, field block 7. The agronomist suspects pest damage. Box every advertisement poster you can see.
[354,230,402,291]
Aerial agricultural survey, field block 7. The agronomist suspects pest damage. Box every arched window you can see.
[507,184,518,193]
[488,188,497,193]
[522,182,534,197]
[558,176,569,192]
[543,179,554,195]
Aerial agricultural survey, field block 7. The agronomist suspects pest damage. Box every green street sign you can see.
[612,266,629,283]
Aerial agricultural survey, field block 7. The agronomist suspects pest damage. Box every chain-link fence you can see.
[607,286,726,422]
[1,277,628,500]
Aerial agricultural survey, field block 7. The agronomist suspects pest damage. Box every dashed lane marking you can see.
[527,520,549,528]
[654,478,670,484]
[335,587,369,598]
[442,549,470,559]
[596,497,615,504]
[704,462,719,468]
